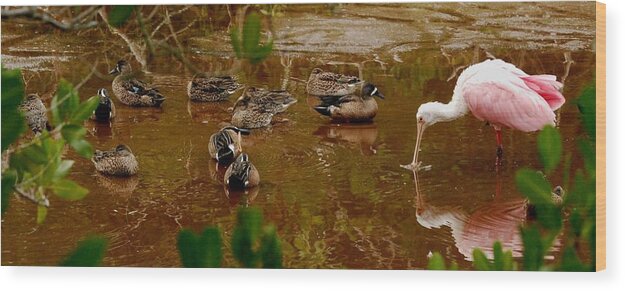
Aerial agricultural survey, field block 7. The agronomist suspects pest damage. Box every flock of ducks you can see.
[19,60,385,191]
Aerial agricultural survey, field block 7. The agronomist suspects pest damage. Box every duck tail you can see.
[314,106,332,117]
[151,93,166,107]
[45,121,53,132]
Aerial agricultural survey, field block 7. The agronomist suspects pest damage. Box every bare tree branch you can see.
[1,6,99,30]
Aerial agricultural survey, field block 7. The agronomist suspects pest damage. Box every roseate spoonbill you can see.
[402,59,565,170]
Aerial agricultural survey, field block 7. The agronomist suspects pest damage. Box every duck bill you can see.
[236,128,251,136]
[109,68,118,75]
[375,92,385,99]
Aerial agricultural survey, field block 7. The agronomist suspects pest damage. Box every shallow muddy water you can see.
[1,2,596,269]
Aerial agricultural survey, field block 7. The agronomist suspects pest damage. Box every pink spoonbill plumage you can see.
[401,59,565,170]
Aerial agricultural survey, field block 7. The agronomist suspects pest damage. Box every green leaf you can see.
[515,168,552,205]
[51,179,88,200]
[492,241,505,270]
[577,83,596,141]
[427,252,446,270]
[1,170,17,214]
[53,160,75,181]
[70,139,93,159]
[230,29,242,58]
[21,143,48,164]
[230,12,273,64]
[71,96,100,123]
[51,79,79,126]
[60,236,107,266]
[472,248,491,271]
[537,125,562,174]
[1,67,26,151]
[177,227,222,268]
[260,225,282,268]
[520,225,543,271]
[242,12,262,56]
[559,246,590,271]
[232,207,263,267]
[61,124,93,158]
[37,204,47,224]
[108,6,135,28]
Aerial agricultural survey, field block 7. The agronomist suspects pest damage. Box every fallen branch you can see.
[2,6,98,30]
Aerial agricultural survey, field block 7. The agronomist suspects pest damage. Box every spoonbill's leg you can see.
[495,127,503,166]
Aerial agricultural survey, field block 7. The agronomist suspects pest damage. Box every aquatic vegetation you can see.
[428,83,597,271]
[230,12,274,65]
[1,67,100,223]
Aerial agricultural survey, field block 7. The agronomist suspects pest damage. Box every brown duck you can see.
[92,144,138,176]
[314,83,385,122]
[231,87,297,129]
[19,93,50,134]
[187,74,242,102]
[109,60,165,107]
[306,68,361,96]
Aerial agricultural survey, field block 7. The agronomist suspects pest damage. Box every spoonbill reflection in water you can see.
[402,59,565,170]
[411,170,562,261]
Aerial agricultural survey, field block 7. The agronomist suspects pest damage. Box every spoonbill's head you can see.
[411,102,445,165]
[416,101,449,128]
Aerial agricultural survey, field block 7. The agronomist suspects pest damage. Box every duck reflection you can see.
[187,100,232,124]
[88,119,114,139]
[412,171,561,261]
[95,174,139,198]
[223,185,259,207]
[313,123,379,155]
[208,160,228,183]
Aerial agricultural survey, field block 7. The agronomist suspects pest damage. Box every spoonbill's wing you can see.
[462,80,557,132]
[520,75,565,111]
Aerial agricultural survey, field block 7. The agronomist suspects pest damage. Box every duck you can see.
[208,126,251,165]
[306,68,361,96]
[525,186,565,219]
[313,83,385,122]
[187,74,242,102]
[92,144,138,176]
[109,60,165,107]
[224,153,260,189]
[19,93,50,134]
[231,87,297,129]
[90,88,116,122]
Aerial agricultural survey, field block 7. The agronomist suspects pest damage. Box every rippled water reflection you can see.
[2,3,595,269]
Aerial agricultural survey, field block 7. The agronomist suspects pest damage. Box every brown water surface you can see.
[1,2,596,269]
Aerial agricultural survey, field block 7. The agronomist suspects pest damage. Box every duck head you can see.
[109,60,131,75]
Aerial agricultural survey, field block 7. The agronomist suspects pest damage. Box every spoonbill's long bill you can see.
[401,59,565,170]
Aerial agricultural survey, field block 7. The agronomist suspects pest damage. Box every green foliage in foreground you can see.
[230,12,274,64]
[60,236,108,267]
[108,6,136,28]
[178,207,282,268]
[1,67,99,223]
[428,83,597,271]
